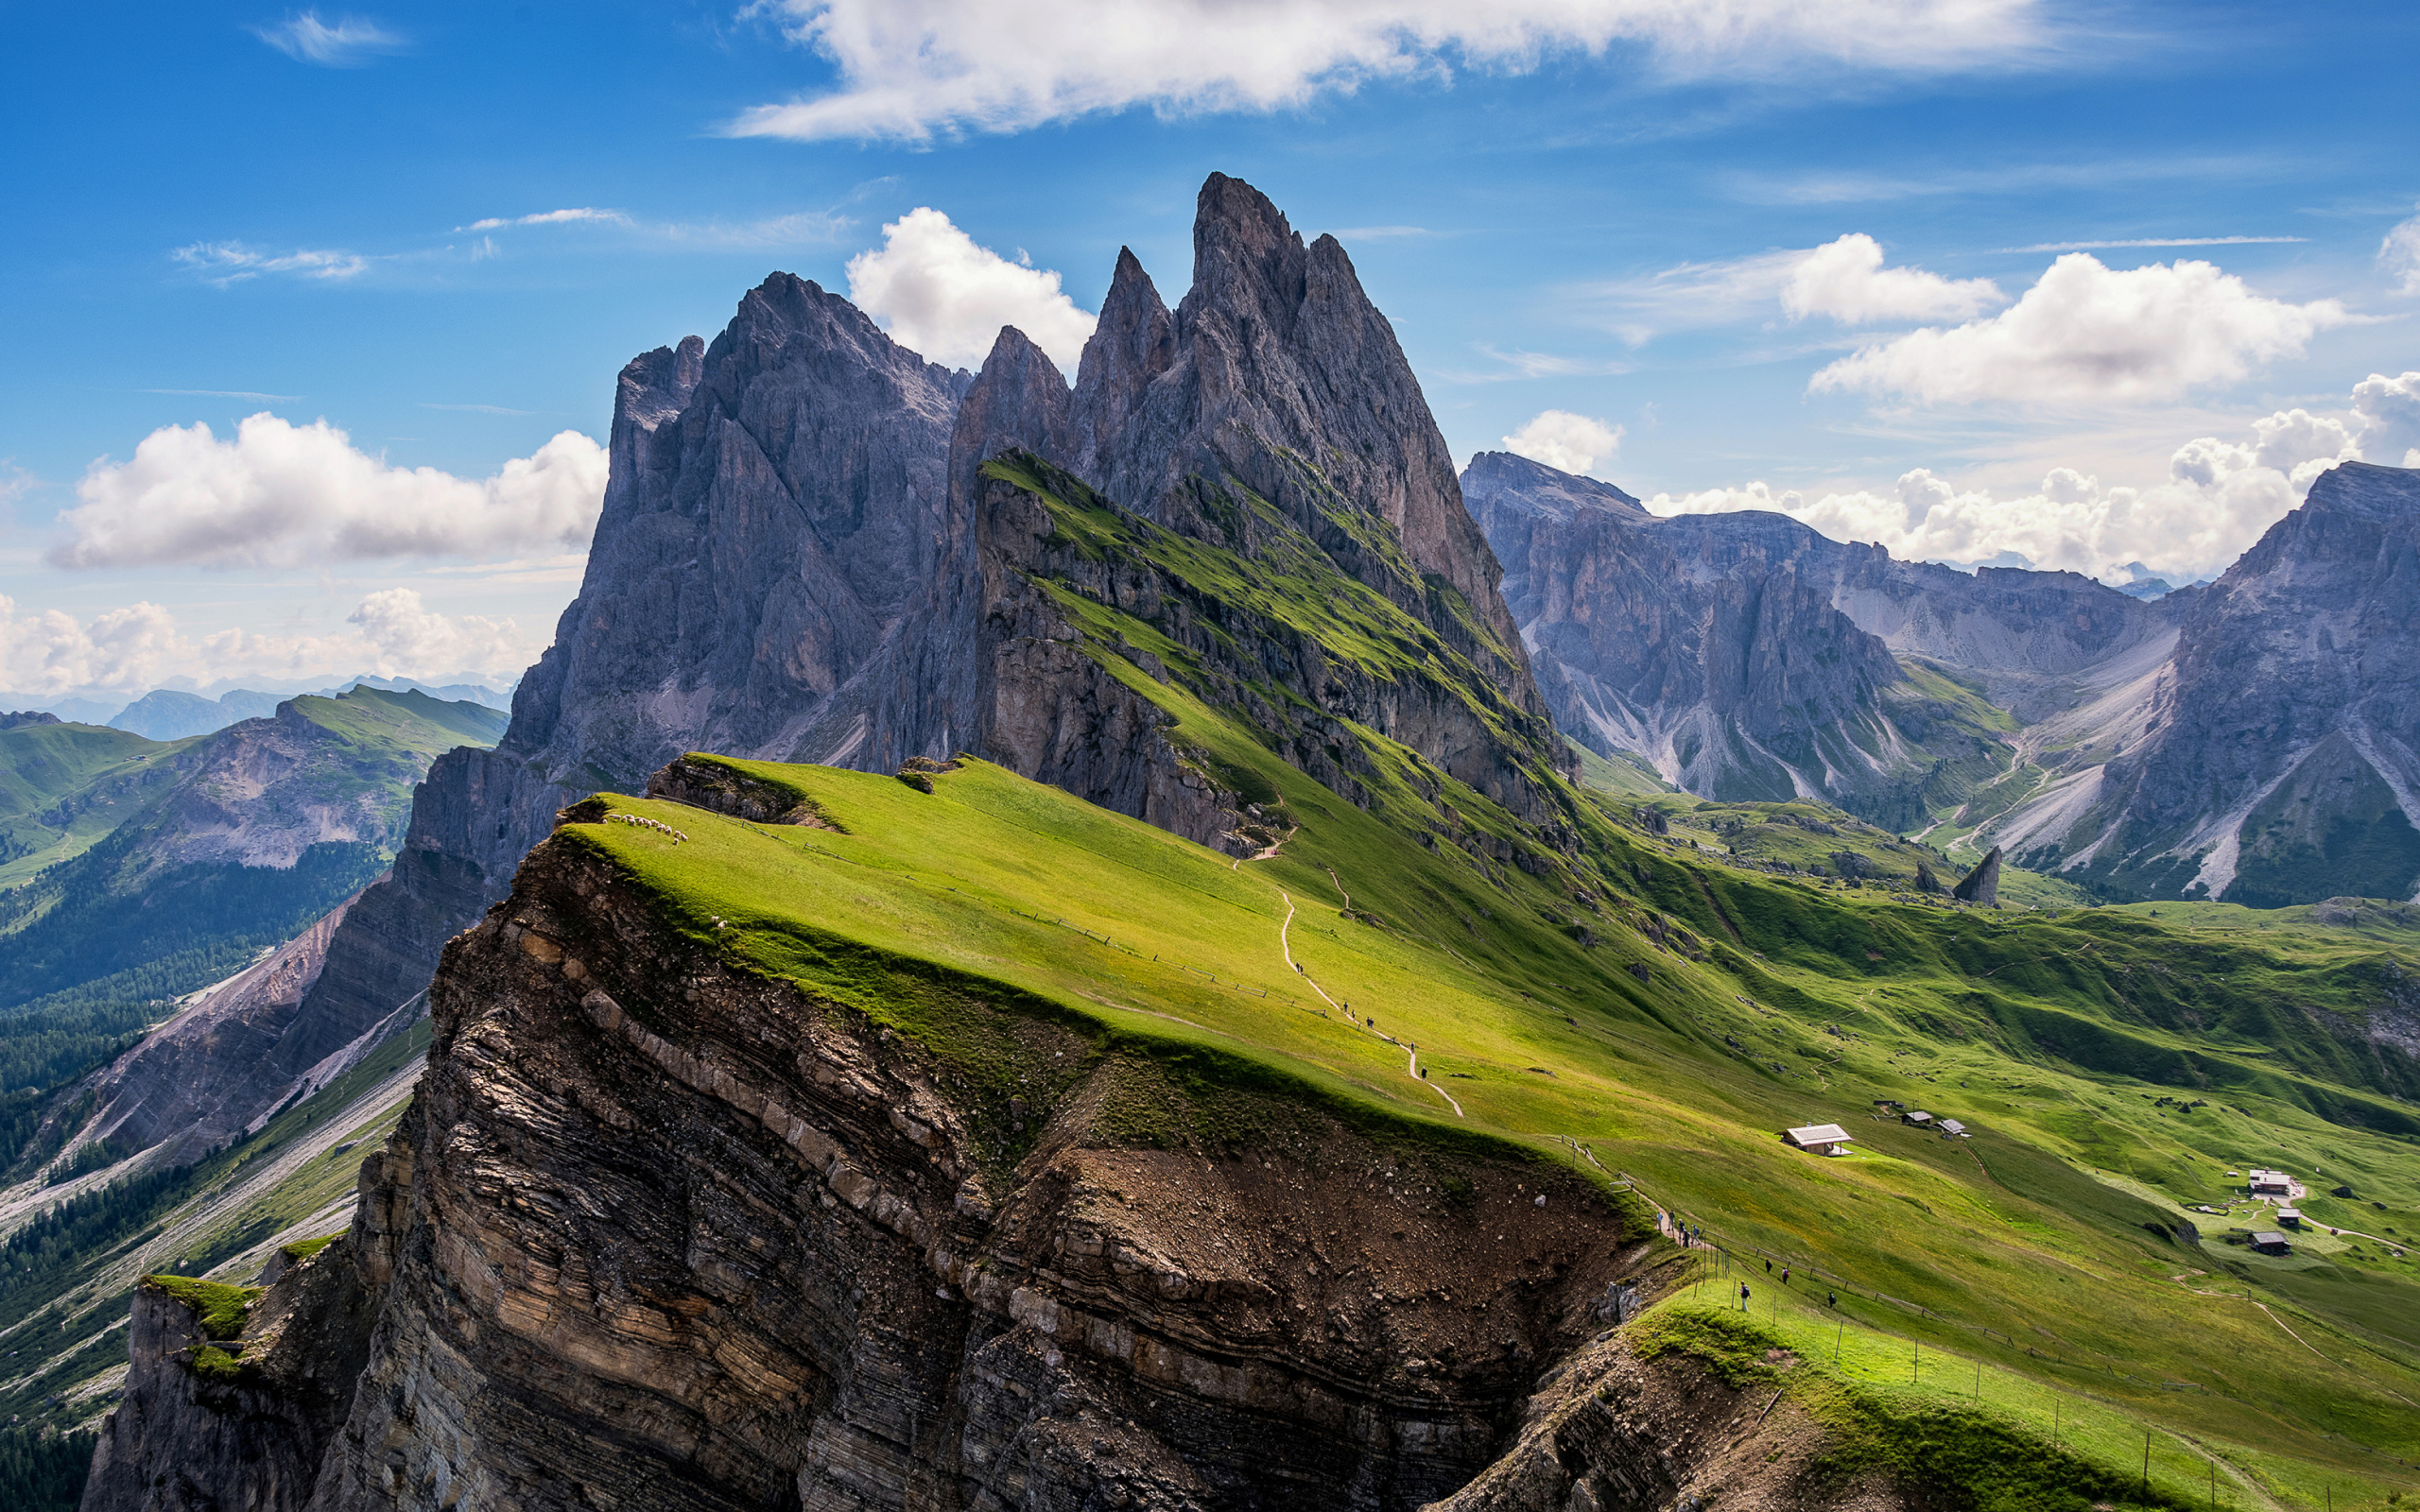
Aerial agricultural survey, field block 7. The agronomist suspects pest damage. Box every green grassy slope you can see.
[522,447,2419,1508]
[0,724,195,890]
[0,689,502,1155]
[569,752,2417,1510]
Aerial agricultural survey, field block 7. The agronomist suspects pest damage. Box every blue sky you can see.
[4,0,2416,704]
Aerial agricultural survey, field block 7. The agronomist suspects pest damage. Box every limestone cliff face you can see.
[82,1242,380,1512]
[1468,450,2175,824]
[2033,462,2420,903]
[92,830,1657,1511]
[96,174,1569,1217]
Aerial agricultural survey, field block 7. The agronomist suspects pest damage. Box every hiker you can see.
[1765,1259,1772,1274]
[1739,1282,1751,1310]
[1781,1267,1790,1286]
[1826,1291,1836,1309]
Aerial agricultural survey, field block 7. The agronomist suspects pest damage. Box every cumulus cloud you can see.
[0,591,535,696]
[844,208,1096,373]
[53,415,607,570]
[2382,210,2420,295]
[1809,253,2352,405]
[174,242,369,284]
[2353,370,2420,467]
[1502,410,1623,474]
[1588,233,1999,341]
[1782,234,2004,324]
[254,11,407,66]
[730,0,2045,142]
[1644,373,2408,582]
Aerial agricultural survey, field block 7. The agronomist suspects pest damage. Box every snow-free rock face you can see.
[89,828,1653,1512]
[99,173,1571,1232]
[1468,450,2176,827]
[2031,462,2420,903]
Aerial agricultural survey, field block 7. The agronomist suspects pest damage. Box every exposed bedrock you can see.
[95,830,1664,1511]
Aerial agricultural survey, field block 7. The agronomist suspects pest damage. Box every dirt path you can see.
[1272,885,1462,1118]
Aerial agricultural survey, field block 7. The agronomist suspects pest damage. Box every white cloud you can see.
[53,415,608,570]
[2353,370,2420,467]
[1581,248,1805,343]
[843,208,1096,373]
[1502,410,1623,475]
[1644,374,2400,582]
[1810,253,2352,406]
[343,590,527,677]
[0,598,184,696]
[0,591,536,696]
[254,11,407,66]
[2381,210,2420,295]
[730,0,2046,143]
[1781,233,2004,324]
[461,207,629,232]
[175,243,369,284]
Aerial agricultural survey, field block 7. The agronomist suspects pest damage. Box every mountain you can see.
[0,689,505,1166]
[199,174,1575,1211]
[42,178,2420,1512]
[107,689,285,742]
[1468,450,2181,833]
[1992,461,2420,905]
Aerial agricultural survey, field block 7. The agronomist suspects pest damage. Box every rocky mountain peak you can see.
[1071,247,1173,467]
[1066,174,1516,651]
[1462,451,1649,525]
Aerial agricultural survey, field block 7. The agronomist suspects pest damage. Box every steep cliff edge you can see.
[97,774,1658,1511]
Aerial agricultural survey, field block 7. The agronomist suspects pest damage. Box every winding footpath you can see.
[1272,884,1463,1118]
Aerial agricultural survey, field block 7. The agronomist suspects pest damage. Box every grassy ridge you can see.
[568,746,2418,1510]
[538,455,2420,1508]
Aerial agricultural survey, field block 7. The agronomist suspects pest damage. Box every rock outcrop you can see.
[2016,462,2420,903]
[92,829,1655,1511]
[1,709,60,730]
[1951,847,2001,906]
[82,1243,380,1512]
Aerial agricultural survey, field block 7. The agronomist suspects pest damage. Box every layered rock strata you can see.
[92,825,1657,1511]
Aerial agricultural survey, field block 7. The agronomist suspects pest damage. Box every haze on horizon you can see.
[3,0,2415,704]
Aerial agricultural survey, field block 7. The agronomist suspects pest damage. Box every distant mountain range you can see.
[1469,449,2420,906]
[0,686,506,1154]
[0,675,516,743]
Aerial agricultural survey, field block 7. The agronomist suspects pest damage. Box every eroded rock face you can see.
[137,834,1658,1512]
[1468,449,2176,822]
[2054,462,2420,903]
[82,1243,379,1512]
[62,900,366,1167]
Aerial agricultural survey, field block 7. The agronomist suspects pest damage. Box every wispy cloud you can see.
[1994,235,2310,253]
[142,387,303,401]
[1723,155,2289,206]
[419,403,537,415]
[456,205,849,249]
[1439,345,1635,384]
[458,207,631,232]
[253,10,408,67]
[173,242,369,284]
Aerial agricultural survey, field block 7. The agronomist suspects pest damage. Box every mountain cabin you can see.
[1782,1124,1854,1156]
